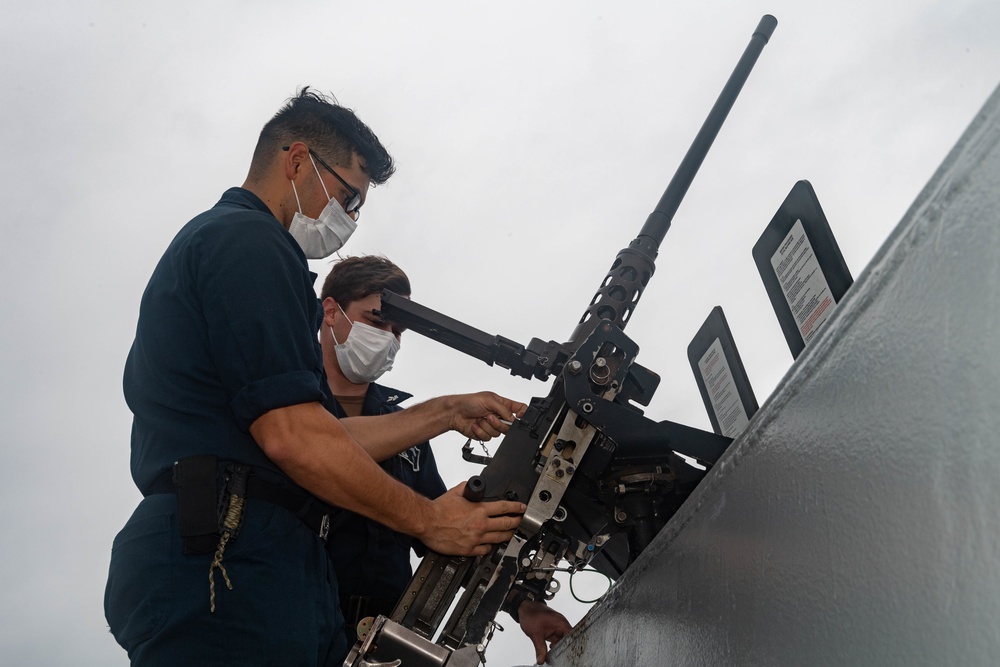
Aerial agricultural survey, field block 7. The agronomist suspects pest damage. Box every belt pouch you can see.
[173,455,220,554]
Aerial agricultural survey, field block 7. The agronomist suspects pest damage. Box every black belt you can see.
[146,463,333,543]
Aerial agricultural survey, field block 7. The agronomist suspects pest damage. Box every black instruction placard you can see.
[753,180,853,358]
[687,306,758,438]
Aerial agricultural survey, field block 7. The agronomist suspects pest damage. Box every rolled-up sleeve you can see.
[192,211,326,430]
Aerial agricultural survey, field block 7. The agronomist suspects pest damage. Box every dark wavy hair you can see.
[320,255,411,307]
[248,87,395,185]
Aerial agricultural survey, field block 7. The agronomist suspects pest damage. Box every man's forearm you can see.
[339,397,453,461]
[250,401,434,534]
[251,401,526,556]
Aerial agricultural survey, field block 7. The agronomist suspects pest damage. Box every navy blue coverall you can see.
[104,188,348,666]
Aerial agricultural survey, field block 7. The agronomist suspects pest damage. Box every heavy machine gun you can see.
[345,15,778,667]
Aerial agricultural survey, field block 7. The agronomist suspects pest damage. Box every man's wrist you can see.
[504,589,534,623]
[409,395,455,436]
[424,395,459,434]
[406,491,436,541]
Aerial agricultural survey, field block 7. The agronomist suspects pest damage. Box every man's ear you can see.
[322,297,340,326]
[284,142,310,181]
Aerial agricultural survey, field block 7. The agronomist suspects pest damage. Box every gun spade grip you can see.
[463,475,485,502]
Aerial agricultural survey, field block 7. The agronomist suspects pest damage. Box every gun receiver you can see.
[345,15,777,667]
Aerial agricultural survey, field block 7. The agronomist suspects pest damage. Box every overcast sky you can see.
[1,1,997,665]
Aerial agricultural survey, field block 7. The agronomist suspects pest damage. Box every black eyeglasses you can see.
[282,145,363,220]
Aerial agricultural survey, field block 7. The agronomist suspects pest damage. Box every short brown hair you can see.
[320,255,411,307]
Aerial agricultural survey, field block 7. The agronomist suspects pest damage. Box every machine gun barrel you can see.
[639,14,777,248]
[379,16,778,373]
[568,14,777,344]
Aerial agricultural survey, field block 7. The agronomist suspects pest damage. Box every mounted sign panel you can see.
[688,306,758,438]
[753,180,853,358]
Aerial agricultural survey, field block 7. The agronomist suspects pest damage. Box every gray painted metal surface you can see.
[549,82,1000,666]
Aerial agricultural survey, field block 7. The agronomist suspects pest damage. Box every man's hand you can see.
[337,391,526,461]
[419,481,526,556]
[517,600,572,664]
[443,392,527,442]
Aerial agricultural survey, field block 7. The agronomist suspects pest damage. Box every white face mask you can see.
[331,304,400,384]
[288,155,358,259]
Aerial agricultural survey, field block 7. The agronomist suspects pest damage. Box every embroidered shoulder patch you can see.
[398,446,421,472]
